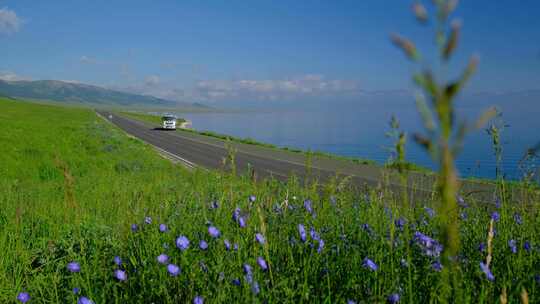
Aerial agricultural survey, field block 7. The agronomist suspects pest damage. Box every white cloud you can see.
[190,75,362,101]
[0,71,30,81]
[0,7,22,34]
[144,75,160,87]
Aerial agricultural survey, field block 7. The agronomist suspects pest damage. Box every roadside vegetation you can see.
[2,1,540,303]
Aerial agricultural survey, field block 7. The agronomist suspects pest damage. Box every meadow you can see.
[1,97,539,303]
[2,1,540,303]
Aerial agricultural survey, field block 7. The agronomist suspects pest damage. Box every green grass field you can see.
[1,98,540,303]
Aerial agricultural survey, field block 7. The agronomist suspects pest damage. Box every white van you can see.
[161,115,177,130]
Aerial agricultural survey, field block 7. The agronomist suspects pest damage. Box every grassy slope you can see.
[1,98,539,303]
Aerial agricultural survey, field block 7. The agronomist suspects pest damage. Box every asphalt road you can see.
[96,110,498,203]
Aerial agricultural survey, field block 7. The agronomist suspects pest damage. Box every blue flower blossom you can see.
[114,269,127,281]
[113,256,122,266]
[159,224,168,232]
[508,239,517,253]
[432,261,443,272]
[176,236,190,251]
[73,288,80,295]
[413,232,443,257]
[387,293,400,303]
[67,261,81,273]
[514,213,523,225]
[224,239,231,251]
[167,264,181,276]
[208,226,220,238]
[238,216,247,228]
[480,262,494,281]
[317,239,325,253]
[424,207,435,218]
[255,233,265,245]
[251,281,260,294]
[362,258,378,271]
[78,297,94,304]
[524,241,531,252]
[491,211,500,222]
[199,240,208,250]
[298,224,307,242]
[304,199,313,214]
[17,292,30,303]
[131,224,138,232]
[249,195,256,203]
[193,296,204,304]
[257,257,268,271]
[144,216,152,224]
[310,227,320,241]
[157,254,169,264]
[232,278,241,286]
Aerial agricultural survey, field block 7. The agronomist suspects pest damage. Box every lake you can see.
[178,99,540,180]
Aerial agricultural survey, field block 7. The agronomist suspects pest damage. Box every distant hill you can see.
[0,79,206,108]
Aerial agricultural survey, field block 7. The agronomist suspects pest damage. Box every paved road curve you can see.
[96,110,497,202]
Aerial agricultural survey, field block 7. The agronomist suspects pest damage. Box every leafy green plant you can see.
[391,0,496,299]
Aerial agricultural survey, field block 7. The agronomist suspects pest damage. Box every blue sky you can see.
[1,0,539,104]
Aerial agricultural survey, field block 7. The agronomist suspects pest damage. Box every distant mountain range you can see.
[0,79,206,108]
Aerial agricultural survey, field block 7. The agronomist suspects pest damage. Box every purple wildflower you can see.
[159,224,168,232]
[304,199,313,214]
[167,264,181,276]
[113,256,122,266]
[251,281,260,294]
[413,232,443,257]
[249,195,256,203]
[491,211,500,222]
[362,258,378,271]
[67,261,81,273]
[232,278,241,286]
[17,292,30,303]
[524,241,531,252]
[233,243,239,251]
[424,207,435,218]
[480,262,495,281]
[508,239,517,253]
[199,240,209,250]
[224,239,231,251]
[78,297,94,304]
[255,233,265,245]
[395,217,406,230]
[131,224,138,232]
[310,227,320,241]
[347,300,357,304]
[432,261,443,272]
[144,216,152,224]
[478,243,486,252]
[238,216,247,228]
[176,235,190,251]
[298,224,307,242]
[232,207,241,221]
[157,254,169,264]
[243,263,253,283]
[114,269,127,281]
[257,257,268,271]
[73,288,80,294]
[193,296,204,304]
[208,226,220,238]
[387,293,400,303]
[317,239,325,253]
[460,212,468,220]
[514,213,523,225]
[211,200,219,209]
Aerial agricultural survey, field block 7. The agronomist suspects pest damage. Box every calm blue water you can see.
[178,100,540,180]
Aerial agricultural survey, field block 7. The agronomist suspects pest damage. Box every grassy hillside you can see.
[0,79,206,108]
[1,98,539,303]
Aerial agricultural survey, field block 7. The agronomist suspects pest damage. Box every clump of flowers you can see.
[413,232,443,257]
[176,235,190,251]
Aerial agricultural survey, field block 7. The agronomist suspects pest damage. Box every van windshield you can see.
[162,116,176,121]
